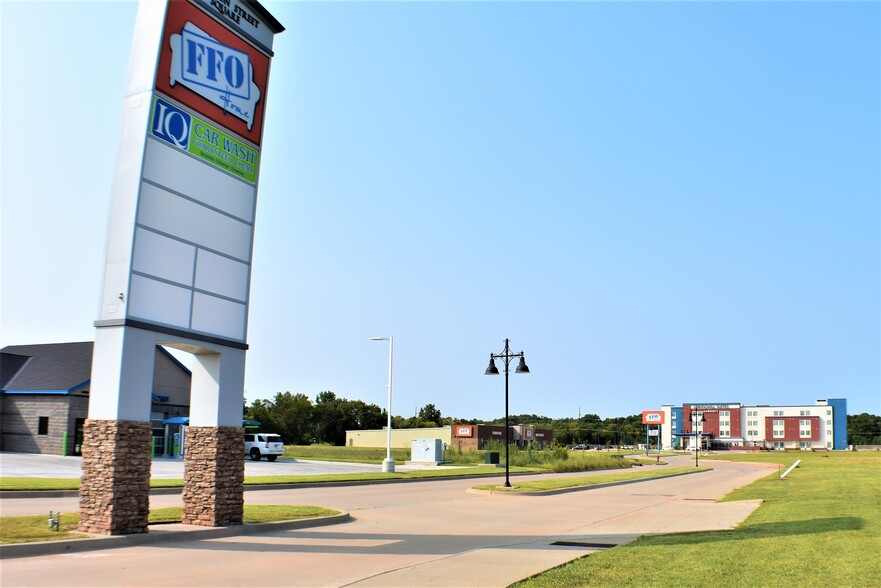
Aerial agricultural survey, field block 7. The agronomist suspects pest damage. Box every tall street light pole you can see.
[369,336,395,473]
[484,338,530,487]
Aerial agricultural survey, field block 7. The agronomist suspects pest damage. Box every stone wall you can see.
[182,426,244,527]
[79,419,152,535]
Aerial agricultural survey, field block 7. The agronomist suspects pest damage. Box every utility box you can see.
[411,438,444,464]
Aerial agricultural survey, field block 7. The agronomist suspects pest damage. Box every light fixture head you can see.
[515,355,530,374]
[484,356,500,375]
[368,337,389,341]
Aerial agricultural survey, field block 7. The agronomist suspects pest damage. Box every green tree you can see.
[848,413,881,445]
[418,404,442,427]
[310,391,386,445]
[245,392,314,445]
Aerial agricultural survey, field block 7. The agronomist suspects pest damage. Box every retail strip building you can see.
[659,398,847,451]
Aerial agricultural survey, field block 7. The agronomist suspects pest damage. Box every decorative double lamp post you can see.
[692,411,705,467]
[484,338,530,487]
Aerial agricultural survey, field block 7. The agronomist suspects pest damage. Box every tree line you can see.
[848,413,881,445]
[245,392,649,446]
[246,392,881,447]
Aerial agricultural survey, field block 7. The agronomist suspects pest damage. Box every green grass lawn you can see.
[284,445,413,463]
[0,465,533,492]
[473,466,707,493]
[1,505,339,545]
[514,451,881,588]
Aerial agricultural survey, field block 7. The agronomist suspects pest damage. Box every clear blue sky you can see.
[2,1,879,421]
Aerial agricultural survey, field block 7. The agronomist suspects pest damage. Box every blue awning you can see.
[162,417,261,427]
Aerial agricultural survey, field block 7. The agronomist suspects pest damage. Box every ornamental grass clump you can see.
[507,442,632,472]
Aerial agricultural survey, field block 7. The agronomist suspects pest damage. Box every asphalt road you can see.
[0,456,776,587]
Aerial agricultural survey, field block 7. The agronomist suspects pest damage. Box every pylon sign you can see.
[95,0,284,347]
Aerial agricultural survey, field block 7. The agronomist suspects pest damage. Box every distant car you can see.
[572,444,589,450]
[244,433,284,461]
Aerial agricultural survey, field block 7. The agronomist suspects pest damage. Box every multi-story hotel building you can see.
[658,398,847,451]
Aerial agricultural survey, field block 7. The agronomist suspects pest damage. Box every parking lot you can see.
[0,452,442,479]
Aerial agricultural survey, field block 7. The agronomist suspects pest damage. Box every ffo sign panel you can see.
[642,411,665,425]
[155,0,271,144]
[97,0,283,347]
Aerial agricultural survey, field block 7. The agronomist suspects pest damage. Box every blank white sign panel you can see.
[132,228,196,286]
[195,249,249,302]
[137,182,253,262]
[191,292,246,341]
[128,274,192,329]
[142,139,256,223]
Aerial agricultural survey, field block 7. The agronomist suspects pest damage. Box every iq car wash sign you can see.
[151,97,259,183]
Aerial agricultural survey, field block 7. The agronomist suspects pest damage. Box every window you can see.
[800,441,812,450]
[773,420,784,438]
[827,420,832,426]
[827,409,832,416]
[800,410,809,416]
[38,417,49,436]
[800,420,811,438]
[720,410,729,417]
[773,410,783,416]
[720,430,730,437]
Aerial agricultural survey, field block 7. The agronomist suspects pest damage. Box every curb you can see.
[0,512,351,560]
[467,468,712,496]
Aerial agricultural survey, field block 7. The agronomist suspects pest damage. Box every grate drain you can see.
[551,541,618,549]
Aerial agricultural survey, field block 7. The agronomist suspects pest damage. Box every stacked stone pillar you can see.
[79,419,152,535]
[182,426,245,526]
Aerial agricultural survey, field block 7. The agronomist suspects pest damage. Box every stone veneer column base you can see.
[182,427,245,527]
[79,419,152,535]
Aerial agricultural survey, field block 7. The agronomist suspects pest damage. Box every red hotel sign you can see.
[155,0,271,145]
[642,411,665,425]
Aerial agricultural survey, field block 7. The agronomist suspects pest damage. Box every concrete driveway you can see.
[0,456,776,587]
